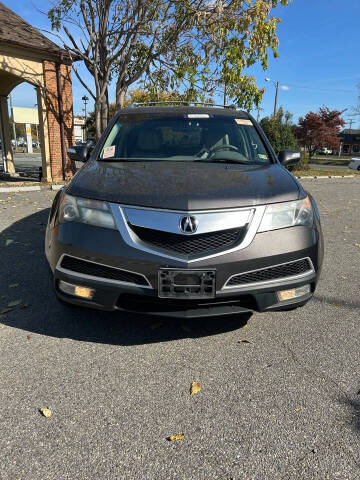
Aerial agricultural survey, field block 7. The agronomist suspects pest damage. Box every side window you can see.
[242,126,269,163]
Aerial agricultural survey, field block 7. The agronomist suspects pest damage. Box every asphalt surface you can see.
[0,179,359,480]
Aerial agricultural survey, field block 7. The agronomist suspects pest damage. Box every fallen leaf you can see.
[241,324,248,329]
[167,433,184,441]
[150,321,163,331]
[0,308,14,315]
[238,339,251,344]
[27,334,32,341]
[8,300,22,307]
[332,302,342,307]
[190,382,202,396]
[9,283,19,288]
[39,407,52,418]
[295,407,302,412]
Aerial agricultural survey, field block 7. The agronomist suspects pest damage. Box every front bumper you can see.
[46,218,323,317]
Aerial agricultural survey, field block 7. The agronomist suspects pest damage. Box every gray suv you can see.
[45,104,323,318]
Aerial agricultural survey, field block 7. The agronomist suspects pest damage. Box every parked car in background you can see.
[318,148,333,155]
[348,158,360,171]
[46,104,324,318]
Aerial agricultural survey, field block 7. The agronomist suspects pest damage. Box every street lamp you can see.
[82,95,89,142]
[265,78,280,118]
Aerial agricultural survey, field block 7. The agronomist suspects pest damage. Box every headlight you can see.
[258,196,313,232]
[59,194,116,230]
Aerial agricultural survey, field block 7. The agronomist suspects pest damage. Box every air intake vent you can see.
[131,225,245,256]
[60,256,149,286]
[226,259,313,287]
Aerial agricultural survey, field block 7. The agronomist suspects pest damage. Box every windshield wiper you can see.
[98,158,147,162]
[195,158,251,165]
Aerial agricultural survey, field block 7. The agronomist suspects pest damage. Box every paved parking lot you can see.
[0,179,359,480]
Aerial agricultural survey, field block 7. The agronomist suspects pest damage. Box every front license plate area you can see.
[158,269,216,299]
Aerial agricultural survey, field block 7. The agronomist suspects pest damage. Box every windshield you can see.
[99,112,271,165]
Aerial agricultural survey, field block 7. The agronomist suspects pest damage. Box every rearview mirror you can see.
[67,144,90,163]
[278,150,301,167]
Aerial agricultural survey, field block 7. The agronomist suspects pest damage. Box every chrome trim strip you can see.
[123,206,252,235]
[55,254,153,289]
[222,257,315,290]
[110,203,266,263]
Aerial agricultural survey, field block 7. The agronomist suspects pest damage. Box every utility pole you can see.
[273,81,279,118]
[223,84,227,107]
[82,95,89,142]
[348,119,354,131]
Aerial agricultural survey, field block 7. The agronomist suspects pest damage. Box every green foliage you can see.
[48,0,292,136]
[260,108,299,154]
[292,153,310,172]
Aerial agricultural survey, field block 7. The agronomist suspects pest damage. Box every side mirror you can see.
[67,144,90,162]
[278,150,301,167]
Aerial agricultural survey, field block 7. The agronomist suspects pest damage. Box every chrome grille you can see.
[131,225,245,256]
[225,259,313,287]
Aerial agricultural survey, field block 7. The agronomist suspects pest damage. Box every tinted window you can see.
[100,113,271,165]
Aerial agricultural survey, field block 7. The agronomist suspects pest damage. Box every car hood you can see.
[68,161,302,210]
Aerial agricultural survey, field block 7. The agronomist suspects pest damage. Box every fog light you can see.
[277,284,310,302]
[59,280,95,299]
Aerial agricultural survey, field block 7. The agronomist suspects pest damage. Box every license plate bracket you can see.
[158,269,216,299]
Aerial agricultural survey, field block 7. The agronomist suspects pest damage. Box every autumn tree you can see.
[296,107,345,158]
[49,0,291,138]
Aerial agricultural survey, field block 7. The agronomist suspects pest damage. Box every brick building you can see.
[0,1,75,181]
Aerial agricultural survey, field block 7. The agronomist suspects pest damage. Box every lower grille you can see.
[225,258,313,287]
[60,255,149,286]
[131,225,245,256]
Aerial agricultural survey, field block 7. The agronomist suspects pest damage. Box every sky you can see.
[5,0,360,127]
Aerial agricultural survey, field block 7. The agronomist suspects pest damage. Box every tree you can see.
[48,0,291,138]
[296,107,345,158]
[84,88,195,137]
[260,107,298,154]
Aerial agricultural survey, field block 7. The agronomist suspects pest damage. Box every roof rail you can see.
[130,101,237,109]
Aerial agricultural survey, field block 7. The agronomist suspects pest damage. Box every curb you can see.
[0,184,65,193]
[296,175,355,179]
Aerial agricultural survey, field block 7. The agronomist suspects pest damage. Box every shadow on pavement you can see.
[0,208,251,346]
[339,396,360,434]
[313,294,360,311]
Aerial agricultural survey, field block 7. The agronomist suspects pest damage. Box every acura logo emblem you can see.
[180,215,199,234]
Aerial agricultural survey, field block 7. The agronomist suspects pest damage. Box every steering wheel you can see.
[208,144,239,157]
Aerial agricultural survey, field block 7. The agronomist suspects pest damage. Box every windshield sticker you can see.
[102,145,115,159]
[186,114,210,119]
[235,119,253,125]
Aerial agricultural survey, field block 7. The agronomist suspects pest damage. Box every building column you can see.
[43,60,75,181]
[36,86,52,181]
[0,95,15,174]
